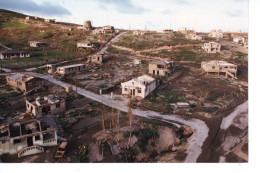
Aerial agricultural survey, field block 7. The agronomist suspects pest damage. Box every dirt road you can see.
[23,71,209,163]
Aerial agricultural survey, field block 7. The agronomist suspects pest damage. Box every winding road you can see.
[23,71,209,163]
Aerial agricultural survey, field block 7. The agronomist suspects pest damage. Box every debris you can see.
[55,142,68,158]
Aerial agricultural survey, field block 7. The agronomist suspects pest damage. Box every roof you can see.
[7,73,34,81]
[77,41,98,44]
[29,41,44,44]
[58,64,85,69]
[122,75,155,86]
[135,75,155,83]
[150,60,172,65]
[1,50,29,55]
[203,60,236,66]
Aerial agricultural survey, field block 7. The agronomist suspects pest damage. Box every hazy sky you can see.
[0,0,248,32]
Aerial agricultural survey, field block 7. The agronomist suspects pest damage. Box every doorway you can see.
[27,136,33,147]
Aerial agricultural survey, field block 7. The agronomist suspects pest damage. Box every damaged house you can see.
[202,42,221,53]
[29,41,46,47]
[201,60,237,79]
[0,119,57,157]
[26,95,66,117]
[56,64,86,75]
[233,36,245,45]
[77,41,99,49]
[93,25,115,35]
[0,50,30,59]
[6,74,43,93]
[148,60,174,76]
[186,33,204,40]
[90,54,104,63]
[121,75,157,98]
[208,29,223,38]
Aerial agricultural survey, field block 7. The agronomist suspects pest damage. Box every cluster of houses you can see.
[121,59,175,98]
[178,27,204,40]
[0,72,68,157]
[0,93,65,157]
[25,16,55,23]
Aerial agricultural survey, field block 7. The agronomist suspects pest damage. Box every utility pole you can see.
[75,71,78,94]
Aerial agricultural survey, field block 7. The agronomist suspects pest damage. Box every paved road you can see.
[23,71,209,163]
[220,101,248,130]
[0,67,12,73]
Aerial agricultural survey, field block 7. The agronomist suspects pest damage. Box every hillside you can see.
[0,9,114,70]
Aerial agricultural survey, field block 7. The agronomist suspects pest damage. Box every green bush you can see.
[40,31,53,39]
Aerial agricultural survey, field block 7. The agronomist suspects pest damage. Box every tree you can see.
[198,90,209,108]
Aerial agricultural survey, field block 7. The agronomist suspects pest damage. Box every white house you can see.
[233,36,245,44]
[121,75,157,98]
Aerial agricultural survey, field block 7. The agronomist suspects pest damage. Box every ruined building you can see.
[121,75,157,98]
[90,54,103,64]
[93,25,115,35]
[0,50,30,59]
[233,36,245,45]
[84,20,92,30]
[56,64,86,75]
[133,30,147,35]
[202,42,221,53]
[6,74,43,93]
[186,33,204,40]
[26,95,66,117]
[29,41,46,47]
[0,119,57,157]
[201,60,237,79]
[148,60,174,76]
[208,30,224,39]
[44,19,55,23]
[178,27,195,35]
[77,41,99,48]
[158,29,174,34]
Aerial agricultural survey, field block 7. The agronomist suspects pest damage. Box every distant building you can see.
[25,16,33,21]
[6,74,43,93]
[186,33,204,40]
[201,60,237,79]
[158,29,173,34]
[29,41,46,47]
[0,50,30,59]
[26,95,66,117]
[208,30,223,39]
[77,41,99,48]
[233,36,245,45]
[93,26,115,35]
[178,27,195,35]
[91,54,103,63]
[202,42,221,53]
[44,19,55,23]
[133,59,141,65]
[0,119,57,157]
[76,25,87,30]
[121,75,157,98]
[61,26,73,31]
[46,64,57,74]
[56,64,86,75]
[148,60,174,76]
[244,41,248,48]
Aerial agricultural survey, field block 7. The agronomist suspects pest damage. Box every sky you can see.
[0,0,248,32]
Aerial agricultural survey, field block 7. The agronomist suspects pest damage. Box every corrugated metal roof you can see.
[2,50,29,54]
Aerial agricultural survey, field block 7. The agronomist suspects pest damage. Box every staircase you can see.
[226,71,237,79]
[18,145,44,158]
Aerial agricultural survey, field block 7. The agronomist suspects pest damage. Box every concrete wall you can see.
[26,100,66,117]
[121,80,156,98]
[57,65,86,75]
